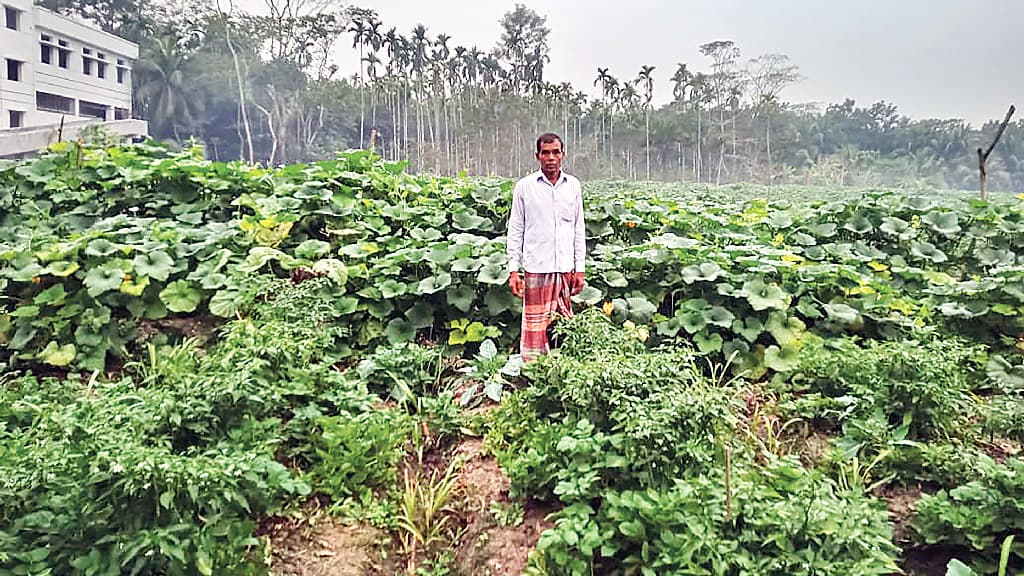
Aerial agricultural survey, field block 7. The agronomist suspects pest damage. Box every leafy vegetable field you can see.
[2,142,1024,575]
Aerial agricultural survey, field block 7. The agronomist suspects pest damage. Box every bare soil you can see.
[452,438,556,576]
[263,437,554,576]
[263,509,399,576]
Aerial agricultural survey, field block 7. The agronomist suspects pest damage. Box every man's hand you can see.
[509,271,524,298]
[570,271,585,295]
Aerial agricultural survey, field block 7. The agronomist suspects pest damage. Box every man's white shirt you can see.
[506,170,586,274]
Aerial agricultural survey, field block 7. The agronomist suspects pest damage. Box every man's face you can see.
[536,140,564,174]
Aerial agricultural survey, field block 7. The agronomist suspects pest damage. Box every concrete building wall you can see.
[0,0,137,132]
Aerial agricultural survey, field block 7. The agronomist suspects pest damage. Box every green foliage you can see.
[785,332,983,441]
[0,274,391,575]
[454,338,521,406]
[414,392,463,441]
[309,409,412,501]
[914,457,1024,572]
[531,457,899,575]
[5,143,1024,378]
[356,342,443,402]
[519,310,733,486]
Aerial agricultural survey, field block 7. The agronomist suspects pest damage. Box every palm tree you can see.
[136,35,202,142]
[364,16,383,142]
[635,65,655,179]
[689,72,709,181]
[347,12,368,146]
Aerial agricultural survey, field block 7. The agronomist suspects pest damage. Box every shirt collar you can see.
[535,170,568,186]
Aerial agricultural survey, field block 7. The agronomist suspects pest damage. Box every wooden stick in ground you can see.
[977,104,1016,200]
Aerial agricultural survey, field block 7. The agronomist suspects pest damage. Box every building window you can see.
[58,47,69,69]
[116,67,127,84]
[79,100,107,119]
[6,58,22,82]
[114,107,129,120]
[9,110,24,128]
[37,91,75,114]
[97,61,106,79]
[41,44,53,65]
[83,56,92,75]
[4,5,18,30]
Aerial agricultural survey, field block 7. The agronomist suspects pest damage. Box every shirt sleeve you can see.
[507,181,525,272]
[574,184,586,273]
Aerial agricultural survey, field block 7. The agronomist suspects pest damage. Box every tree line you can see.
[40,0,1024,192]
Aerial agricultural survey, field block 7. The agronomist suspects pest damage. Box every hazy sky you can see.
[236,0,1021,126]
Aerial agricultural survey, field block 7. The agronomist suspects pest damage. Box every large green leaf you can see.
[624,296,657,323]
[417,273,452,295]
[159,280,202,313]
[311,258,348,286]
[132,250,175,281]
[680,311,706,334]
[34,284,66,306]
[334,296,359,315]
[764,344,800,372]
[452,210,491,231]
[296,239,331,259]
[451,257,484,272]
[379,279,407,299]
[823,302,861,324]
[39,341,76,367]
[766,311,806,346]
[944,559,978,576]
[731,317,764,342]
[740,279,790,311]
[910,241,948,263]
[385,318,416,344]
[602,270,629,288]
[425,245,457,266]
[484,287,515,315]
[44,260,80,277]
[657,315,685,337]
[879,217,914,238]
[85,238,120,257]
[477,264,509,285]
[703,306,735,328]
[241,247,294,272]
[650,233,698,250]
[209,289,243,317]
[922,211,960,236]
[680,262,724,284]
[574,285,603,306]
[805,223,837,238]
[411,227,443,242]
[843,215,874,234]
[694,331,723,354]
[119,274,150,297]
[405,302,436,328]
[84,265,126,297]
[447,283,476,312]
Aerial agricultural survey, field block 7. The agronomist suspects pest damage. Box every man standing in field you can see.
[506,133,586,361]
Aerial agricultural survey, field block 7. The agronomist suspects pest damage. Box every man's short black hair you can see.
[536,132,564,153]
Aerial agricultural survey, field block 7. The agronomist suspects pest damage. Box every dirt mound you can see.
[262,437,555,576]
[452,438,556,575]
[265,512,395,576]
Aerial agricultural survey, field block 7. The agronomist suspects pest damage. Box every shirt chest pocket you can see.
[558,196,577,223]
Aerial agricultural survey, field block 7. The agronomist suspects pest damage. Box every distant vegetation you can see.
[34,0,1024,191]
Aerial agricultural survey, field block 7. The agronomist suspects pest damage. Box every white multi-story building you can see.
[0,0,147,155]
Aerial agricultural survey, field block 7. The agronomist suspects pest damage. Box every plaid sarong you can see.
[520,272,575,361]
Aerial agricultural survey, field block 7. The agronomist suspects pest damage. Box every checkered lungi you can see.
[520,272,575,361]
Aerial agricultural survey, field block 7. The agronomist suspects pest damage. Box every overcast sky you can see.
[236,0,1021,126]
